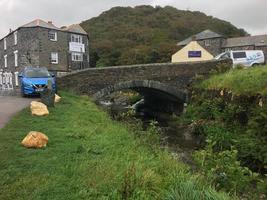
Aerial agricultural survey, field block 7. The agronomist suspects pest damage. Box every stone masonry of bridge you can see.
[58,59,231,100]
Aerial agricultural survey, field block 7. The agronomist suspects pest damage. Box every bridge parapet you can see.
[58,59,232,96]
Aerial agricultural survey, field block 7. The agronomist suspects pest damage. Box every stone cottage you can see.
[0,19,90,91]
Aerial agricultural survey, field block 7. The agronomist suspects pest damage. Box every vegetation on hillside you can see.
[81,5,247,67]
[0,92,233,200]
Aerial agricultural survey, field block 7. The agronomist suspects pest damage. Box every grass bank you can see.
[0,92,232,200]
[200,66,267,96]
[174,66,267,199]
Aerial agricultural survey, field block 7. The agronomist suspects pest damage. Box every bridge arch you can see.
[93,80,188,103]
[93,80,188,114]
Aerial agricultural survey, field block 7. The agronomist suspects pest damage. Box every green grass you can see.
[200,66,267,96]
[0,92,233,200]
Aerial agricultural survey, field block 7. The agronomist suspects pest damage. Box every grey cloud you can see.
[0,0,266,38]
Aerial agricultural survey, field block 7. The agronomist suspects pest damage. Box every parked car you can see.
[215,50,265,67]
[19,67,57,96]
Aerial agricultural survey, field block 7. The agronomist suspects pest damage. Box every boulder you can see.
[30,101,49,116]
[55,94,61,103]
[21,131,49,149]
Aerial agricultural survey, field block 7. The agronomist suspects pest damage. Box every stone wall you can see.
[0,27,40,90]
[58,59,232,96]
[198,38,225,56]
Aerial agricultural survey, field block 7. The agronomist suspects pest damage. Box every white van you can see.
[215,50,265,67]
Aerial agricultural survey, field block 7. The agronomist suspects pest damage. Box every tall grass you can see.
[200,66,267,95]
[0,92,233,199]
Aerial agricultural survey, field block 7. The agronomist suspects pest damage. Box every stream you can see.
[99,98,202,165]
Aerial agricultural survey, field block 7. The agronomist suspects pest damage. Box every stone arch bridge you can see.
[58,59,231,114]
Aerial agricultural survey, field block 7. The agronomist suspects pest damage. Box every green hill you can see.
[81,5,247,67]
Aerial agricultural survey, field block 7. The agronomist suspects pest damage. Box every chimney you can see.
[48,21,53,24]
[191,35,197,41]
[9,28,12,33]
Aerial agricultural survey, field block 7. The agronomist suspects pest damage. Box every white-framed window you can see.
[4,38,6,50]
[14,50,18,67]
[71,34,82,43]
[14,71,19,86]
[4,55,7,68]
[48,30,57,41]
[14,31,17,45]
[72,52,83,62]
[51,52,58,64]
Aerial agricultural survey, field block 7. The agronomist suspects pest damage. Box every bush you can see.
[193,140,259,195]
[203,125,236,151]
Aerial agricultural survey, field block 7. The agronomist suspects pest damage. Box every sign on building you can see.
[69,42,85,53]
[188,51,202,58]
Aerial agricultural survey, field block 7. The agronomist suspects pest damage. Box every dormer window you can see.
[48,30,57,41]
[71,34,82,43]
[14,31,17,45]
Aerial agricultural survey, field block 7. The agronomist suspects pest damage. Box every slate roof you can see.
[61,24,87,35]
[223,34,267,48]
[177,29,223,46]
[20,19,87,35]
[21,19,60,30]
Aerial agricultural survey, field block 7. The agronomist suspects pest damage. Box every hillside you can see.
[81,5,247,67]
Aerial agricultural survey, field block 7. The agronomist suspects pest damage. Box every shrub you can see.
[193,140,259,195]
[203,125,236,151]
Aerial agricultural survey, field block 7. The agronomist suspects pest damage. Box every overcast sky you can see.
[0,0,266,38]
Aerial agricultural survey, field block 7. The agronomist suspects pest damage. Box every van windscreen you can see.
[233,52,246,59]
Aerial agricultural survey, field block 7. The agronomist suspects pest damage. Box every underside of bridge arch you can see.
[93,80,188,115]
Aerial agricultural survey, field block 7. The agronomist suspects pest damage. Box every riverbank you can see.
[0,92,232,200]
[175,66,267,199]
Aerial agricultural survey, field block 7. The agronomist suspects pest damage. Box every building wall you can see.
[222,45,255,52]
[0,26,90,92]
[38,28,90,73]
[0,28,40,90]
[172,41,214,63]
[256,46,267,63]
[198,38,224,56]
[38,27,69,72]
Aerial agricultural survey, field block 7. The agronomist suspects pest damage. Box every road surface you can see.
[0,96,34,129]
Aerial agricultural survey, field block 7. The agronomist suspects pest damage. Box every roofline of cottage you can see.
[0,25,88,43]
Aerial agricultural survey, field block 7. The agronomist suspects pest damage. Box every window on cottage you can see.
[14,71,19,86]
[4,38,7,50]
[72,52,83,61]
[4,55,7,68]
[71,34,82,43]
[51,52,58,64]
[48,30,57,41]
[14,31,18,45]
[14,50,18,67]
